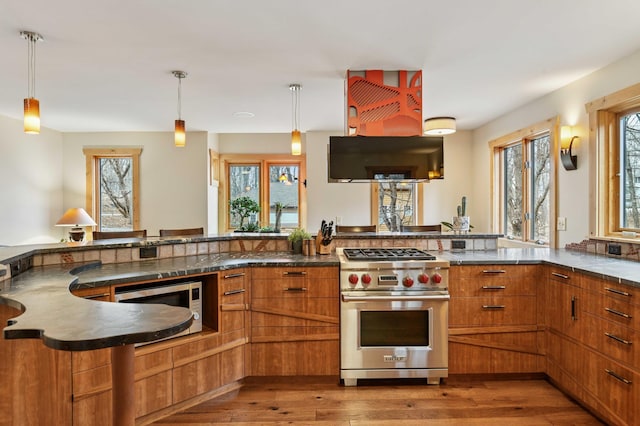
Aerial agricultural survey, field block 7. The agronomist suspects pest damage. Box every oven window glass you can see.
[360,311,429,346]
[118,290,189,308]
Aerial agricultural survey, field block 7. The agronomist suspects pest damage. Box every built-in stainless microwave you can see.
[114,281,203,341]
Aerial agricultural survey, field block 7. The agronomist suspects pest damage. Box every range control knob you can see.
[402,276,414,288]
[417,273,429,284]
[361,274,372,286]
[432,273,442,284]
[348,273,359,285]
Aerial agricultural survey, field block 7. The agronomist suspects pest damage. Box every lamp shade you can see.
[291,130,302,155]
[56,208,97,227]
[24,97,40,134]
[424,117,456,135]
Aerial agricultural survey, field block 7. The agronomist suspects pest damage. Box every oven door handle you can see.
[341,294,450,302]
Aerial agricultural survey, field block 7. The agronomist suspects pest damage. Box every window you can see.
[586,83,640,236]
[220,154,306,231]
[619,110,640,230]
[490,118,557,247]
[83,148,142,232]
[371,182,423,231]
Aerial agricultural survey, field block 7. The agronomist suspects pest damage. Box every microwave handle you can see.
[114,282,197,302]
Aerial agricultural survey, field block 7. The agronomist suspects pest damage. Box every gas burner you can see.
[343,247,436,261]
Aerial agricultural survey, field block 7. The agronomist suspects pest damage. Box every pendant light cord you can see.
[290,84,300,131]
[177,75,182,120]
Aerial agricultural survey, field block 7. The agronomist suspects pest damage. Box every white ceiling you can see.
[3,0,640,134]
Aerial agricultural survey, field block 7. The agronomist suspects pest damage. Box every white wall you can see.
[0,115,63,245]
[472,48,640,247]
[207,133,219,234]
[62,131,209,237]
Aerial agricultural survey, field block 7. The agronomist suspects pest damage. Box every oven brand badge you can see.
[384,355,406,362]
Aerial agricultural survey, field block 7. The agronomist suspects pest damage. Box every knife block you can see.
[315,231,332,255]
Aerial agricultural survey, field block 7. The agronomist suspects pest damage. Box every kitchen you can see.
[2,1,640,425]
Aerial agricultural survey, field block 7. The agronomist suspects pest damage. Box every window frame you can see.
[489,117,559,247]
[219,154,307,232]
[586,82,640,237]
[370,182,424,231]
[83,147,142,232]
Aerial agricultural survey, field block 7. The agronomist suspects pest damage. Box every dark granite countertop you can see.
[3,245,640,352]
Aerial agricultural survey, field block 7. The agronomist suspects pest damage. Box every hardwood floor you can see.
[152,376,604,425]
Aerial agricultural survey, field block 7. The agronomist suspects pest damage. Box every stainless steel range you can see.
[338,247,450,386]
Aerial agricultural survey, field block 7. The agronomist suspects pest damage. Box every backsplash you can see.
[566,238,640,262]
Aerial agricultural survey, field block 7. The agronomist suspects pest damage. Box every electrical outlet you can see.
[608,244,622,256]
[557,217,567,231]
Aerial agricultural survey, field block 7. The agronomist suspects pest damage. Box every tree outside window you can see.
[377,182,416,231]
[83,148,141,233]
[490,117,557,247]
[620,111,640,229]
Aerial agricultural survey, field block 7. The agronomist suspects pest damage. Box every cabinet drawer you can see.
[449,296,537,326]
[582,287,640,331]
[582,312,638,369]
[252,278,337,299]
[251,266,338,280]
[450,265,536,296]
[592,351,638,426]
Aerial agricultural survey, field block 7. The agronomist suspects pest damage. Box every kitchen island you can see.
[2,234,640,425]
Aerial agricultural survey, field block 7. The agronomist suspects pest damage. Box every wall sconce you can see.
[560,126,578,170]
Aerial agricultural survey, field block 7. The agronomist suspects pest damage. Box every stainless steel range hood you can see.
[328,135,444,182]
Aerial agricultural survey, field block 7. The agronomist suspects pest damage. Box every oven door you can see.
[340,292,449,371]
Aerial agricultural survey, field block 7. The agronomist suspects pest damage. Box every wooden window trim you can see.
[586,82,640,237]
[83,147,142,231]
[488,116,559,247]
[219,154,307,231]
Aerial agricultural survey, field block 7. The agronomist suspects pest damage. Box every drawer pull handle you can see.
[223,288,246,296]
[481,285,506,290]
[284,287,307,292]
[283,271,307,276]
[223,272,246,279]
[605,332,633,346]
[482,270,506,274]
[482,305,505,309]
[551,272,570,279]
[605,307,632,319]
[571,296,577,321]
[605,287,632,297]
[605,369,632,385]
[82,292,110,300]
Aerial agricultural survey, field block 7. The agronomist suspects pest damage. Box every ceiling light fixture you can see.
[20,30,44,134]
[173,70,187,147]
[423,117,456,136]
[290,84,302,156]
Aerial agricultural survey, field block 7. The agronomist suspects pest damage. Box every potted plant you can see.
[229,196,260,231]
[287,227,311,254]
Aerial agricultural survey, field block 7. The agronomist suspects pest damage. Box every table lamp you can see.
[56,208,97,242]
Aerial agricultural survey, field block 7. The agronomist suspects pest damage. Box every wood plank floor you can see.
[152,376,604,425]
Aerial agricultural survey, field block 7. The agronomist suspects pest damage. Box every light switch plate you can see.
[557,217,567,231]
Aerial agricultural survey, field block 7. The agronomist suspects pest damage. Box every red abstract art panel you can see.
[346,70,422,136]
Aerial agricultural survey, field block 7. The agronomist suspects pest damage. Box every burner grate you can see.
[343,248,436,261]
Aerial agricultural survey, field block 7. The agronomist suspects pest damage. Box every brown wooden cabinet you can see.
[249,266,339,376]
[448,265,544,374]
[545,267,640,426]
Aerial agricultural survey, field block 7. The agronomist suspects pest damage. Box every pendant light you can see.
[20,30,44,134]
[289,84,302,155]
[172,71,187,147]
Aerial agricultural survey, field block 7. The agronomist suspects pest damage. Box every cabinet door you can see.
[545,273,582,340]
